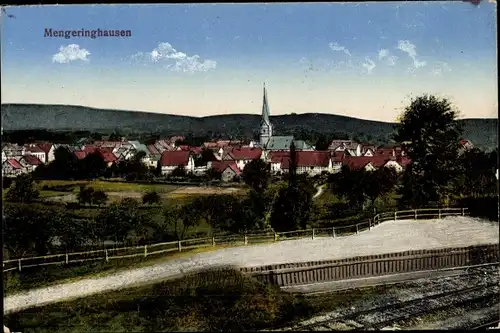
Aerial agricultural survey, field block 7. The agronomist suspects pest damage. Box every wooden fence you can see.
[2,207,469,273]
[242,243,500,287]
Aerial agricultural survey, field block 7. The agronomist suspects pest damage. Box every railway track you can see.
[293,282,499,331]
[470,319,500,330]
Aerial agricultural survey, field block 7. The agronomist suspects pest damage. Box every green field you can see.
[38,179,180,193]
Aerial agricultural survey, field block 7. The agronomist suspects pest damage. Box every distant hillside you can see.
[1,103,497,150]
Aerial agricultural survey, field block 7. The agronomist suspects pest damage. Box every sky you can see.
[1,2,498,122]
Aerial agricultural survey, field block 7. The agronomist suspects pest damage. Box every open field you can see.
[38,179,181,193]
[4,215,498,314]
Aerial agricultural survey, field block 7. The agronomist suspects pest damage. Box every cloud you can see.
[396,40,426,69]
[52,44,90,64]
[362,57,376,74]
[378,48,398,66]
[431,61,452,76]
[131,42,217,73]
[328,42,351,56]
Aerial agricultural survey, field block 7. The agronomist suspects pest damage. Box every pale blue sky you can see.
[1,2,497,121]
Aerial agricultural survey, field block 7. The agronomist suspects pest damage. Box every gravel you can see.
[4,216,498,314]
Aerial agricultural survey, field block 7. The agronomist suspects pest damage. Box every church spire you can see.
[262,82,271,124]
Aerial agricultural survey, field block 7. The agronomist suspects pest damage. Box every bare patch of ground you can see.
[169,186,242,195]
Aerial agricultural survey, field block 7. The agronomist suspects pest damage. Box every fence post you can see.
[244,234,248,245]
[144,245,148,257]
[212,237,215,247]
[332,227,336,238]
[178,240,182,252]
[394,211,397,221]
[438,209,441,219]
[65,253,69,264]
[274,232,277,242]
[356,224,359,235]
[368,219,372,231]
[105,249,109,262]
[414,209,417,219]
[462,208,465,216]
[18,259,22,272]
[312,228,315,240]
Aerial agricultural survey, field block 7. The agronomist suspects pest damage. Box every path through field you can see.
[4,216,498,314]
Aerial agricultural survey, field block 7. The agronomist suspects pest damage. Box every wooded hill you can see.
[1,103,497,150]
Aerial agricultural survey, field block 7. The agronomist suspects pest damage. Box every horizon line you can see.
[1,102,498,123]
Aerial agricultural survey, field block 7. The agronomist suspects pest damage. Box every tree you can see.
[315,134,330,151]
[79,152,107,179]
[241,159,270,194]
[270,183,314,232]
[4,203,67,256]
[4,174,40,203]
[77,186,95,206]
[394,94,463,206]
[92,190,108,206]
[288,141,298,187]
[171,165,187,178]
[206,168,222,181]
[143,191,162,205]
[363,167,398,208]
[97,198,145,244]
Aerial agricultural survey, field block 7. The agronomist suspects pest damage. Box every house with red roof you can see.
[23,144,47,164]
[207,160,241,182]
[36,142,56,162]
[328,140,362,156]
[281,151,332,175]
[19,155,43,172]
[73,150,87,160]
[97,149,119,167]
[159,150,195,175]
[2,158,26,177]
[342,156,378,172]
[222,147,264,171]
[267,151,290,173]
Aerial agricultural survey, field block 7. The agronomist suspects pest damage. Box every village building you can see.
[2,159,25,177]
[159,150,195,175]
[221,147,264,171]
[280,151,333,176]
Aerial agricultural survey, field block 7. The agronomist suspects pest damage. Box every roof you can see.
[342,156,391,169]
[21,154,42,165]
[265,136,294,150]
[189,146,203,154]
[226,147,263,161]
[331,151,347,162]
[223,163,241,175]
[37,143,53,153]
[4,159,23,169]
[160,150,191,166]
[147,144,161,155]
[210,160,240,173]
[328,140,359,150]
[97,149,118,163]
[73,151,87,160]
[294,140,314,150]
[342,156,377,170]
[24,145,45,153]
[268,151,290,163]
[83,145,98,154]
[281,151,330,169]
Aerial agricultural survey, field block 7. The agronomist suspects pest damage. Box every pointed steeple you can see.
[262,82,271,124]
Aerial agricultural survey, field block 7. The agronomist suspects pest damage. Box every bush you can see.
[457,196,498,221]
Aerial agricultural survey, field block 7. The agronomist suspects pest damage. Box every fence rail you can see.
[2,207,469,273]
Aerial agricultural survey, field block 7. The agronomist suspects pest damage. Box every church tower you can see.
[260,83,273,147]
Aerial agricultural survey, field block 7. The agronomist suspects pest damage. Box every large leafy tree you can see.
[97,198,146,243]
[4,174,40,203]
[270,183,314,232]
[241,159,270,194]
[394,94,463,206]
[3,203,68,256]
